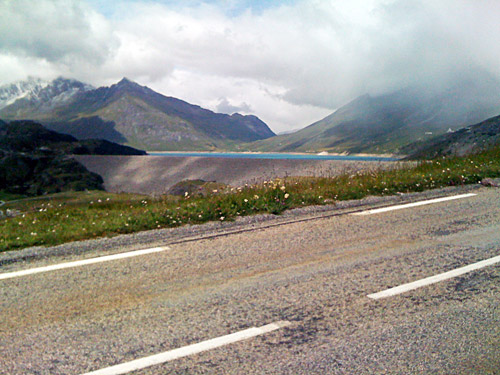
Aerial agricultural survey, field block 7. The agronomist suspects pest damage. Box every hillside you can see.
[0,120,146,196]
[403,114,500,159]
[249,76,500,154]
[0,78,275,151]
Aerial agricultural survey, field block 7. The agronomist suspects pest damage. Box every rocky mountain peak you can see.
[0,77,93,111]
[0,77,49,109]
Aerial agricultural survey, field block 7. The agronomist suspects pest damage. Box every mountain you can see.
[0,120,101,195]
[249,75,500,154]
[403,114,500,159]
[0,77,48,109]
[0,120,146,195]
[0,77,275,151]
[0,120,146,156]
[0,77,94,116]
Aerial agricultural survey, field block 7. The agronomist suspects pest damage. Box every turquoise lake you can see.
[148,152,399,162]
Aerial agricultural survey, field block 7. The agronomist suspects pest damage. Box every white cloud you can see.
[0,0,117,64]
[215,97,253,115]
[1,0,500,132]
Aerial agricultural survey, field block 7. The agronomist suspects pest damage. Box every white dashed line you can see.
[0,246,170,280]
[368,254,500,299]
[352,193,477,216]
[81,321,291,375]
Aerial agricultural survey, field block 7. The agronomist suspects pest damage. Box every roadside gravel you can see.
[0,184,482,267]
[1,186,499,374]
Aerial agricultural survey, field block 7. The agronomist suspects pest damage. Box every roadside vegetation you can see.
[1,146,499,252]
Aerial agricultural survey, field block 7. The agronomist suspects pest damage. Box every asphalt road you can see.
[1,187,499,374]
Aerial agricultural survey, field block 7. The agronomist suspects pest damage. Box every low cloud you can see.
[215,97,253,114]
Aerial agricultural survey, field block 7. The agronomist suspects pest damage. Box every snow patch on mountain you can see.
[0,77,49,109]
[0,77,94,110]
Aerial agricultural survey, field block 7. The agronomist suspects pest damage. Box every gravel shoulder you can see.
[1,185,499,374]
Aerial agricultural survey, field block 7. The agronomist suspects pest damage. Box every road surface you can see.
[1,186,499,374]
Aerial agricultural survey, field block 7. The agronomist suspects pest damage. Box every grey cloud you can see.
[283,0,500,108]
[130,0,500,110]
[215,97,253,114]
[0,0,118,65]
[2,0,500,131]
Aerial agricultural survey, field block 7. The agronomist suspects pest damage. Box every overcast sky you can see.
[1,0,499,132]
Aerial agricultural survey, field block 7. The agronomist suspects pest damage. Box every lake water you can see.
[148,152,399,162]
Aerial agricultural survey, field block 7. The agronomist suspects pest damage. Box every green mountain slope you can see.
[0,78,275,151]
[403,114,500,159]
[249,77,500,154]
[0,120,146,195]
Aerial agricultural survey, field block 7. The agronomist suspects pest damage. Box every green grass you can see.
[0,191,27,201]
[1,147,500,252]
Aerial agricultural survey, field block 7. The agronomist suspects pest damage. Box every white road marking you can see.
[81,321,291,375]
[352,193,477,216]
[0,246,170,281]
[368,254,500,299]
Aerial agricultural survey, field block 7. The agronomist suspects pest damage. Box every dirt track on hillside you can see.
[75,155,400,195]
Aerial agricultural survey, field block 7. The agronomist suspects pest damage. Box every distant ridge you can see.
[249,74,500,154]
[0,119,147,195]
[403,114,500,159]
[0,77,275,151]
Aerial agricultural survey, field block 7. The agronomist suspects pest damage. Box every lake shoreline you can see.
[146,151,401,162]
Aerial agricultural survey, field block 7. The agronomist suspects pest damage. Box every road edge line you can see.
[368,254,500,299]
[352,193,477,216]
[81,321,291,375]
[0,246,170,280]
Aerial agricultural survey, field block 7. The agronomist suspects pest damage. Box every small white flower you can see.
[284,193,289,199]
[220,216,225,221]
[244,199,248,203]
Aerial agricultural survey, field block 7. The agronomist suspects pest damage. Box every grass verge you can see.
[1,147,499,252]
